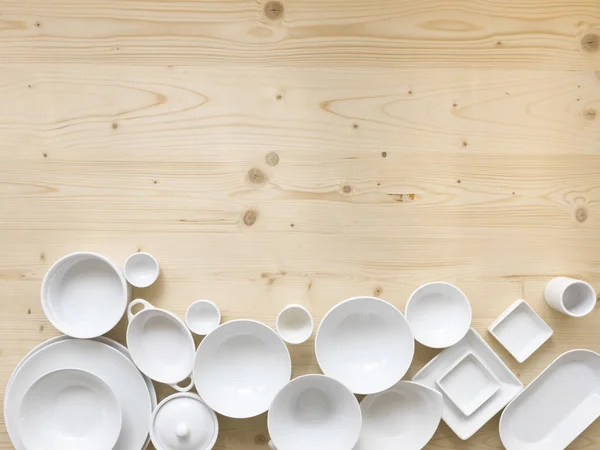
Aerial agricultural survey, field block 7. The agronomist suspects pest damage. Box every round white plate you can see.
[193,319,291,418]
[315,297,414,394]
[354,381,442,450]
[19,368,122,450]
[5,339,152,450]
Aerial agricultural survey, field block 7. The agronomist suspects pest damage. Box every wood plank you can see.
[0,0,599,68]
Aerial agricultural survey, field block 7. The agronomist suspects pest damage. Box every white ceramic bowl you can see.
[268,374,362,450]
[185,300,221,336]
[276,304,313,344]
[354,381,442,450]
[405,282,472,348]
[124,252,160,288]
[315,297,414,395]
[41,252,129,338]
[193,320,291,418]
[18,368,122,450]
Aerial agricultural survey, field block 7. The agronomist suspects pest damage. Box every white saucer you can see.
[5,339,152,450]
[19,368,122,450]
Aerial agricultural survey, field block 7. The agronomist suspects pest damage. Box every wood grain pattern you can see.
[1,1,600,449]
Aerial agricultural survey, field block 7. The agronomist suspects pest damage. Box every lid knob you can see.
[175,423,190,440]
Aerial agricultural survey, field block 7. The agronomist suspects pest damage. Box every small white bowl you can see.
[18,368,122,450]
[276,304,313,344]
[268,374,362,450]
[315,296,414,395]
[124,252,159,288]
[405,282,472,348]
[185,300,221,336]
[41,252,129,339]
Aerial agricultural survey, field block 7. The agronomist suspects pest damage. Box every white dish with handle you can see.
[5,339,152,450]
[18,368,122,450]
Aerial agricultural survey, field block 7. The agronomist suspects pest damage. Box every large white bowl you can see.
[193,320,291,418]
[41,252,129,338]
[405,282,471,348]
[18,368,122,450]
[268,374,362,450]
[315,297,414,395]
[354,381,442,450]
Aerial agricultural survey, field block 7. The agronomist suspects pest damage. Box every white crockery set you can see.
[5,250,600,450]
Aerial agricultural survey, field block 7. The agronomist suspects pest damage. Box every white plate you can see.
[436,352,500,416]
[412,328,522,440]
[193,319,291,418]
[500,349,600,449]
[354,381,442,450]
[19,368,122,450]
[315,297,414,395]
[5,339,152,450]
[488,299,553,363]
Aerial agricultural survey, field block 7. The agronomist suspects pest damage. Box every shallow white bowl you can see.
[193,320,291,418]
[18,368,122,450]
[185,300,221,336]
[268,374,362,450]
[354,381,442,450]
[405,282,472,348]
[41,252,129,339]
[276,304,313,344]
[124,252,159,288]
[315,297,414,395]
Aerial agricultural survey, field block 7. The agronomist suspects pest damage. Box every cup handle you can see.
[127,298,153,322]
[171,377,194,392]
[268,441,277,450]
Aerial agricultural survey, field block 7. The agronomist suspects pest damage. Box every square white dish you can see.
[488,299,553,363]
[412,328,523,440]
[436,351,500,416]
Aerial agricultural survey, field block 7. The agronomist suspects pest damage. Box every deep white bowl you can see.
[193,320,291,418]
[406,282,472,348]
[268,374,362,450]
[315,297,414,395]
[41,252,129,339]
[18,368,122,450]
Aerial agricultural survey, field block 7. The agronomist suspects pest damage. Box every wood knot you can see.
[248,168,266,184]
[581,33,599,52]
[264,1,284,20]
[243,210,258,226]
[373,287,383,296]
[34,21,41,28]
[381,151,387,158]
[265,152,279,166]
[342,185,352,194]
[584,108,597,120]
[112,122,118,130]
[254,434,268,445]
[576,207,588,223]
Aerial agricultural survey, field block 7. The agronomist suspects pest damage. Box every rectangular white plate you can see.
[412,328,523,440]
[488,299,553,363]
[500,350,600,450]
[436,351,500,416]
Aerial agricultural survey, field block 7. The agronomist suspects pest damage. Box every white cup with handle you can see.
[545,277,597,318]
[267,374,362,450]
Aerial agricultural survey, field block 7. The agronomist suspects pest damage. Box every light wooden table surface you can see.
[1,0,600,448]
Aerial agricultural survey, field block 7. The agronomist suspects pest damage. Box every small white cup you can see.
[276,304,314,344]
[185,300,221,336]
[124,252,159,288]
[545,277,596,317]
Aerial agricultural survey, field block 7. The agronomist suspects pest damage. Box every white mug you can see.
[545,277,596,317]
[267,374,362,450]
[275,304,313,344]
[127,299,195,391]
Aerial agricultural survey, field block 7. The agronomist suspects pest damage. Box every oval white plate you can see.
[193,319,291,418]
[19,368,122,450]
[354,381,442,450]
[315,297,414,394]
[5,339,152,450]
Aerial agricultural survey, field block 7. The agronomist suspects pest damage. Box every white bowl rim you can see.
[315,296,415,395]
[185,300,222,336]
[123,252,160,288]
[405,281,472,348]
[41,251,129,339]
